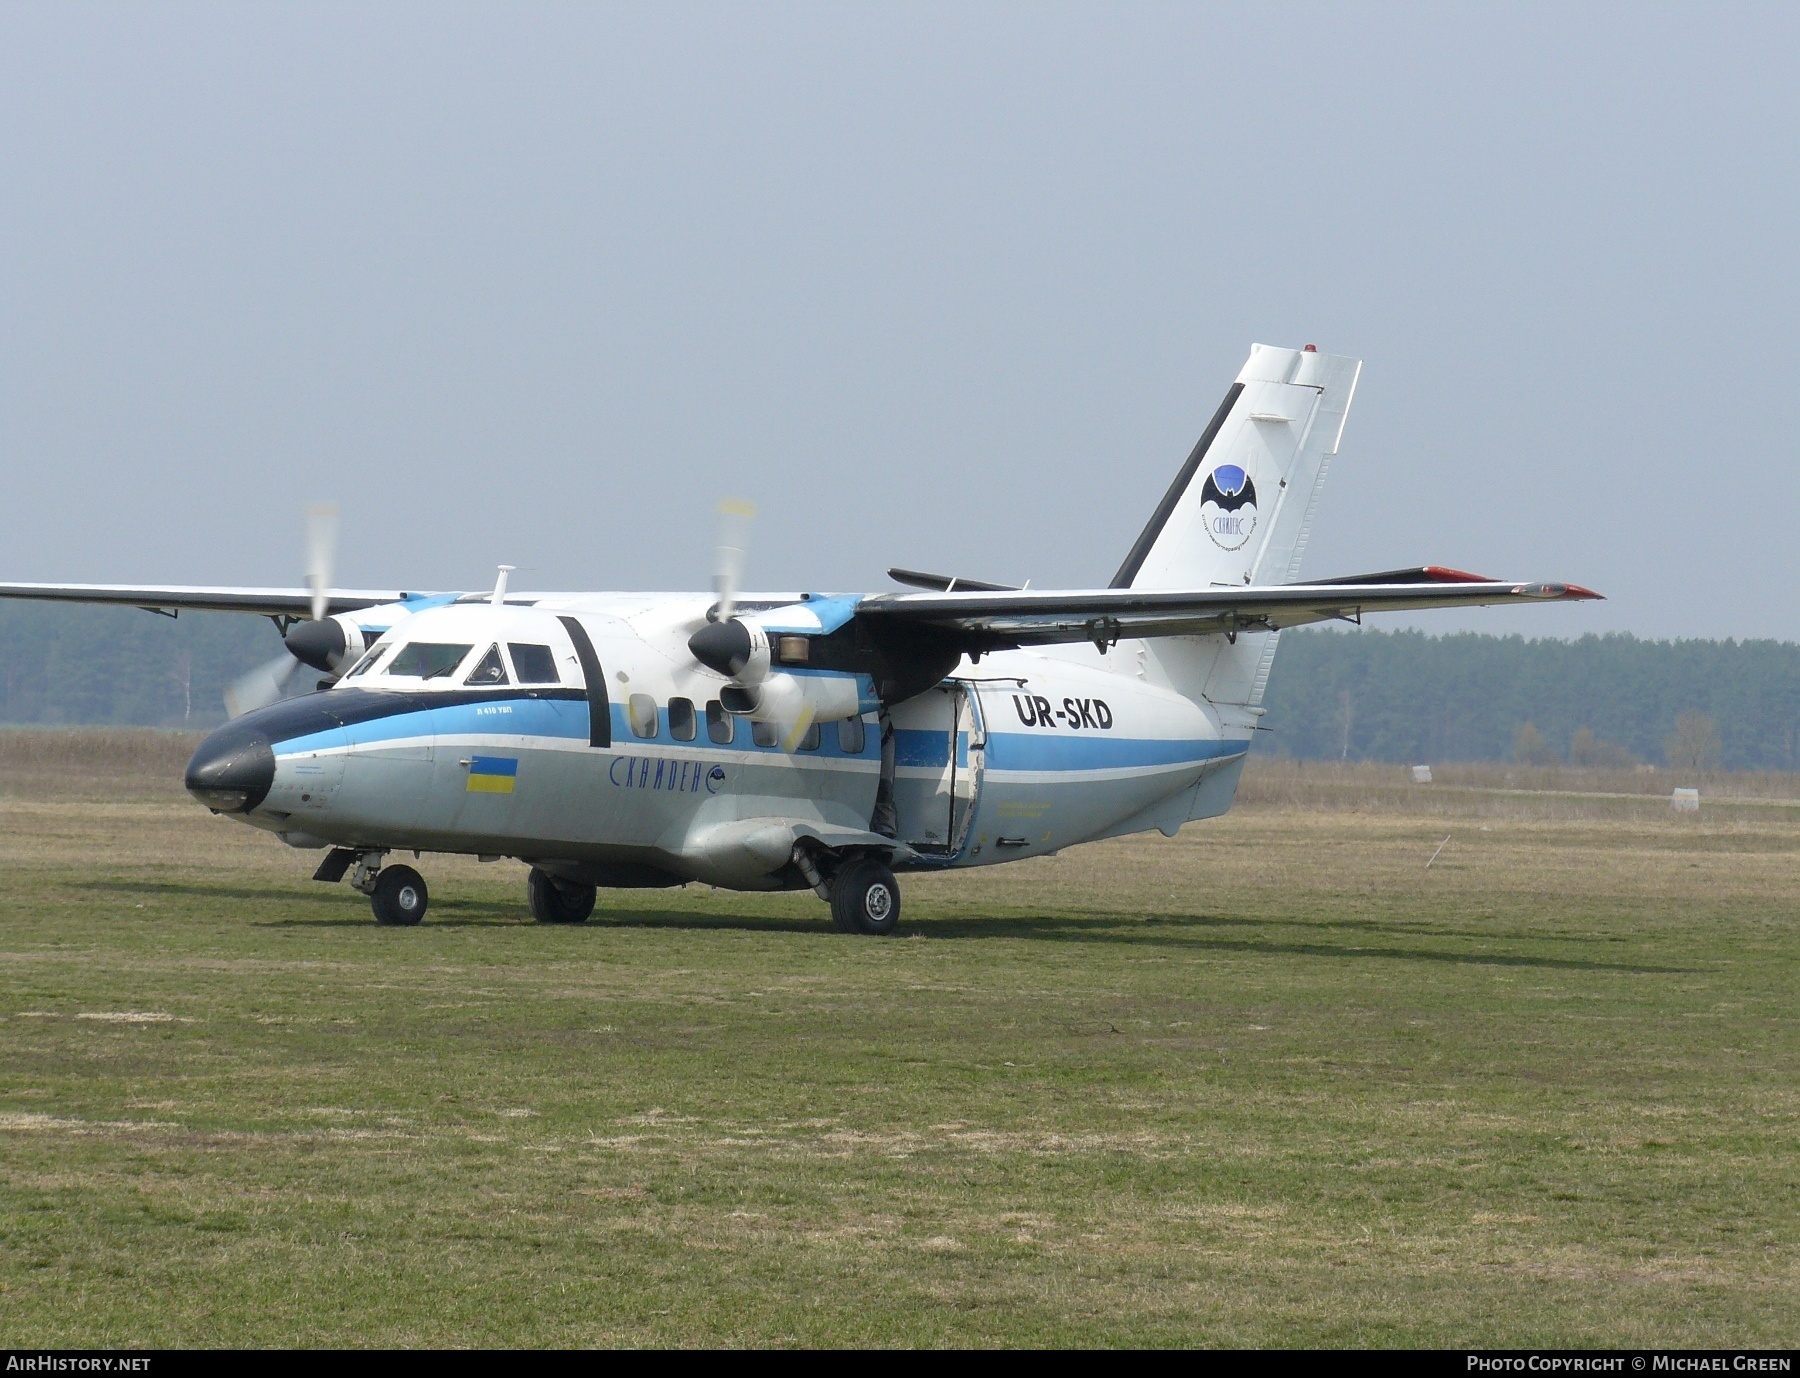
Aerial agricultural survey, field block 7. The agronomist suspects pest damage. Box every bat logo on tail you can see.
[1198,463,1258,550]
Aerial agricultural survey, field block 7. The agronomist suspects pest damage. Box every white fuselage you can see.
[204,595,1250,890]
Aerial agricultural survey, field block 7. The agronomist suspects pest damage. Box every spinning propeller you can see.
[223,504,341,719]
[712,497,754,622]
[687,499,834,752]
[304,502,337,623]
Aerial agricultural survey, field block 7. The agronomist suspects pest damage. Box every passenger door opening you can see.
[888,683,984,856]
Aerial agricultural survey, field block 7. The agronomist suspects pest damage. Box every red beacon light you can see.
[1303,344,1317,351]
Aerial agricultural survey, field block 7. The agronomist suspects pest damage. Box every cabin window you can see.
[796,720,821,751]
[837,716,866,754]
[465,645,509,685]
[508,643,559,685]
[776,635,809,665]
[384,643,474,680]
[628,693,659,739]
[751,720,779,748]
[668,697,697,741]
[706,700,735,744]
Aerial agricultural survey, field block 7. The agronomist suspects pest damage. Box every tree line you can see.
[1260,628,1800,770]
[0,602,274,728]
[1,605,1796,770]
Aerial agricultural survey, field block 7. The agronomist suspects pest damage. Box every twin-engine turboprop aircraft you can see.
[0,345,1597,932]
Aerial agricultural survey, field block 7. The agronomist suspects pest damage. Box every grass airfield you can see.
[0,735,1795,1347]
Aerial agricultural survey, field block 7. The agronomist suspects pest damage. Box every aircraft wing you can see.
[0,582,415,617]
[854,567,1601,650]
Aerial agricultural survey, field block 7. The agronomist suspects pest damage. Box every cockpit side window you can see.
[508,643,559,685]
[344,644,387,678]
[384,643,475,679]
[465,645,509,685]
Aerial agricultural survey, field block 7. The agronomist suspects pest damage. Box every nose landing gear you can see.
[325,850,429,925]
[370,864,429,926]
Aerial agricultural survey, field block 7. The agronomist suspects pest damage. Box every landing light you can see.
[189,788,250,812]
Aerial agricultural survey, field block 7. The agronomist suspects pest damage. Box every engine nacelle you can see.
[284,613,368,673]
[720,670,861,724]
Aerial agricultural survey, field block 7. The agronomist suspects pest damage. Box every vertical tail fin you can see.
[1112,344,1361,591]
[1122,344,1362,715]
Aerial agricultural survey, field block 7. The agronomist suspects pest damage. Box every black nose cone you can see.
[185,727,275,813]
[284,617,347,672]
[688,618,752,677]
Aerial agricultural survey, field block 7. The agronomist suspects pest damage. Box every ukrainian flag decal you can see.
[467,756,518,794]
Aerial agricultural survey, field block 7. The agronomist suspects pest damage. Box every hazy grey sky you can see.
[2,3,1794,639]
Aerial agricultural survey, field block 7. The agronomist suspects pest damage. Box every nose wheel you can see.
[371,865,429,926]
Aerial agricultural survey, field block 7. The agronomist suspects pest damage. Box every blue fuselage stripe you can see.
[270,693,876,760]
[895,727,1235,772]
[986,733,1236,771]
[267,691,1236,775]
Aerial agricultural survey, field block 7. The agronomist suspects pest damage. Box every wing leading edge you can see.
[855,572,1601,652]
[0,583,418,617]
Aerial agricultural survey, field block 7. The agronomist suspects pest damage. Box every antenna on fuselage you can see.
[491,565,515,607]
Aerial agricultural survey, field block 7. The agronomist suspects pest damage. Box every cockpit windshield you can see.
[383,643,474,680]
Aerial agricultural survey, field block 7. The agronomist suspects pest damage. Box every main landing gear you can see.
[793,846,902,935]
[528,868,597,925]
[828,857,902,936]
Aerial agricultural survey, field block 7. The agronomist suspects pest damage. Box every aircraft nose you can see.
[185,728,275,813]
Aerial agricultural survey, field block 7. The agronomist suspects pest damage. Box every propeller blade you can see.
[223,653,308,719]
[222,502,345,716]
[304,502,339,622]
[712,498,755,621]
[779,699,819,754]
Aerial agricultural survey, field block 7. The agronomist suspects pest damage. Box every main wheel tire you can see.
[371,865,428,926]
[830,858,901,936]
[528,868,597,924]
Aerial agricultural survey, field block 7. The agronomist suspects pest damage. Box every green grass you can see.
[0,755,1795,1346]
